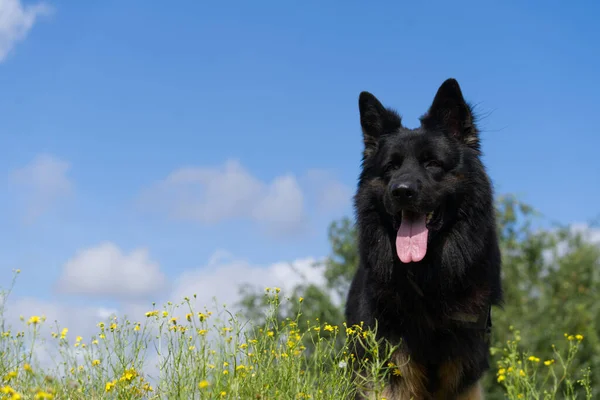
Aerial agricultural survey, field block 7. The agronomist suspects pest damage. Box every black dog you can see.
[345,79,503,399]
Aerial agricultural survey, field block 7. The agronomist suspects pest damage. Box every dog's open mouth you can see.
[395,209,442,264]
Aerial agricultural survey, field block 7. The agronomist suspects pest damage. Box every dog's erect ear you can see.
[359,91,401,158]
[421,79,479,151]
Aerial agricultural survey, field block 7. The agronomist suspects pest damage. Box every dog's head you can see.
[357,78,484,263]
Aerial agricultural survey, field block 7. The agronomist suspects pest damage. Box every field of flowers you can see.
[0,271,592,400]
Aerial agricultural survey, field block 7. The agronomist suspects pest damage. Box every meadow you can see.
[0,270,592,400]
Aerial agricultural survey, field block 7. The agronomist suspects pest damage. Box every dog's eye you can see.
[425,160,442,169]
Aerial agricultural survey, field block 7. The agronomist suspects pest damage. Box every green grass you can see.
[0,272,593,399]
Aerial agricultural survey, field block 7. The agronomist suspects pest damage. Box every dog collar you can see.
[406,271,492,338]
[450,305,492,333]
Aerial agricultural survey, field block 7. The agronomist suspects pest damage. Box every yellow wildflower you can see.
[1,385,22,399]
[198,380,210,389]
[120,368,137,382]
[34,391,54,399]
[105,380,116,392]
[4,370,17,381]
[0,385,15,394]
[142,383,153,392]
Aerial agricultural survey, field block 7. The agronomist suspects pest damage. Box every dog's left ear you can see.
[421,78,479,151]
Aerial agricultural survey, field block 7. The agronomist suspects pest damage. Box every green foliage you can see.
[493,327,592,399]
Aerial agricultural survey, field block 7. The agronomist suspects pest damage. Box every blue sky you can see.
[1,0,599,326]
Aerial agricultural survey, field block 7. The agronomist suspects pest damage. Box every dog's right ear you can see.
[359,91,401,158]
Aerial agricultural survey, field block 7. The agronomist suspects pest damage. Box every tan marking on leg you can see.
[382,351,429,400]
[433,359,464,398]
[357,350,429,400]
[456,381,484,400]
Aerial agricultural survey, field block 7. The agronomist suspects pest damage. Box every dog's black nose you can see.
[391,182,418,200]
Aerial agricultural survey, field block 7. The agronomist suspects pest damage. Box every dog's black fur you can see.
[345,79,503,399]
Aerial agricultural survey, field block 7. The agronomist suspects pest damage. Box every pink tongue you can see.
[396,212,429,263]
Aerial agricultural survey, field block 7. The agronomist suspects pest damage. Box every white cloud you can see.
[141,159,308,236]
[251,175,306,235]
[140,160,353,237]
[570,223,600,244]
[10,153,72,221]
[55,242,169,301]
[0,0,50,62]
[96,307,119,320]
[303,169,352,212]
[170,250,327,313]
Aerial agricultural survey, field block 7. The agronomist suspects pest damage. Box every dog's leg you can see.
[456,382,484,400]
